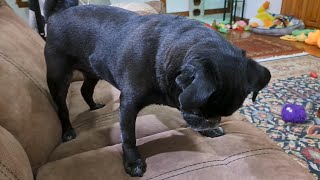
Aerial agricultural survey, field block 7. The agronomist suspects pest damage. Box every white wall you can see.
[205,0,225,9]
[111,0,150,3]
[166,0,189,13]
[166,0,225,13]
[6,0,29,23]
[166,0,283,19]
[242,0,282,19]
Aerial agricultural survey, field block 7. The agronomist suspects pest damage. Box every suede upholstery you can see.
[38,126,313,180]
[0,126,33,180]
[0,1,315,180]
[0,4,61,171]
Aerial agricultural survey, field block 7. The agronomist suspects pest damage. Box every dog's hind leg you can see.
[45,50,76,142]
[81,74,105,110]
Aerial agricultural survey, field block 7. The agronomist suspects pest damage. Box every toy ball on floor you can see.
[281,104,307,123]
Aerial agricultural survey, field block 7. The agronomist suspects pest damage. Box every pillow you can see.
[80,0,110,5]
[111,0,155,3]
[110,2,158,15]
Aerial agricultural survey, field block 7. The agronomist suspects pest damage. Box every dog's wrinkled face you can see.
[175,49,271,131]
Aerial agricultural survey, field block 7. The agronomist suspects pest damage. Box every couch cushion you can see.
[0,3,61,171]
[49,81,187,161]
[44,81,313,179]
[37,118,313,180]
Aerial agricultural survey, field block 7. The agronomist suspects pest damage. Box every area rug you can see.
[261,55,320,82]
[231,36,307,61]
[239,56,320,178]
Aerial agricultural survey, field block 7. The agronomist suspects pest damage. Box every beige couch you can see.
[0,1,314,180]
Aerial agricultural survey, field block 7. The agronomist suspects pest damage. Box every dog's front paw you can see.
[124,158,146,177]
[198,127,225,138]
[62,128,77,142]
[90,103,105,111]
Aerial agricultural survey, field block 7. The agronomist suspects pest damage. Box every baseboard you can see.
[16,0,28,8]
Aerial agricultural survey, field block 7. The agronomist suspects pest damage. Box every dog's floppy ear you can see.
[247,59,271,102]
[176,60,216,110]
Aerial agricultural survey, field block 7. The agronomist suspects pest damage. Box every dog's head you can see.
[175,49,271,131]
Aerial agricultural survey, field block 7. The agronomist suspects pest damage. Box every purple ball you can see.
[281,104,307,123]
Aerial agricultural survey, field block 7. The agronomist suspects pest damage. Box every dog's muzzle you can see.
[182,112,221,131]
[205,117,221,123]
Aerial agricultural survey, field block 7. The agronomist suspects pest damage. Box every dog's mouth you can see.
[190,118,221,131]
[182,112,221,131]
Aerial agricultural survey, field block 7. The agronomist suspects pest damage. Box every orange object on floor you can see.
[305,30,320,46]
[317,108,320,118]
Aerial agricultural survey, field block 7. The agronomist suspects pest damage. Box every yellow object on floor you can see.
[296,33,308,42]
[280,35,297,42]
[253,1,275,28]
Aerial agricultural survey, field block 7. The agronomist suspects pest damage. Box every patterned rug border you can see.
[258,55,320,83]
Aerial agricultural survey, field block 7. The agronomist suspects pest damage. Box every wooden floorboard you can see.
[223,30,320,58]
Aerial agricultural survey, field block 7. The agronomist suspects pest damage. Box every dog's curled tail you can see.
[44,0,79,21]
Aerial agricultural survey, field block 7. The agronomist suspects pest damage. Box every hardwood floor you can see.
[223,30,320,57]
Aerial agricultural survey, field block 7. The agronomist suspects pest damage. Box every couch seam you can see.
[147,148,283,180]
[0,161,18,180]
[49,127,189,162]
[158,152,274,180]
[72,111,119,129]
[0,52,50,101]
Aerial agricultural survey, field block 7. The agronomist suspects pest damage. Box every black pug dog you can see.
[44,0,271,177]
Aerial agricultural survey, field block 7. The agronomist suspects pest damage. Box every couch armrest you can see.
[0,126,33,180]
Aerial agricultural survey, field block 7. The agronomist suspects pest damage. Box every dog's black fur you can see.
[44,0,271,177]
